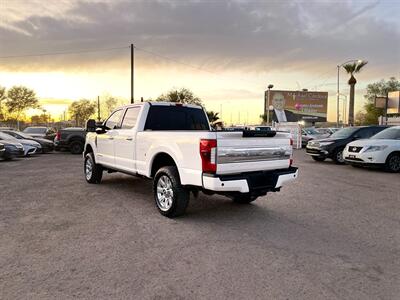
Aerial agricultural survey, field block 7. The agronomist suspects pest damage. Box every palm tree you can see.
[207,111,223,128]
[342,61,368,125]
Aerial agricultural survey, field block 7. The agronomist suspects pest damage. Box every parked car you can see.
[0,143,5,159]
[54,127,86,154]
[0,131,41,156]
[0,140,24,160]
[23,126,56,141]
[306,126,388,164]
[0,129,54,153]
[344,126,400,172]
[84,102,298,217]
[301,127,327,148]
[315,127,339,136]
[255,126,272,131]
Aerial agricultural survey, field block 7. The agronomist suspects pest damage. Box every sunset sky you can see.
[0,0,399,123]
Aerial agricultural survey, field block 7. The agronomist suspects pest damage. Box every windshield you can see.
[13,131,32,139]
[23,127,46,134]
[0,132,16,140]
[371,127,400,140]
[330,127,359,139]
[304,128,319,135]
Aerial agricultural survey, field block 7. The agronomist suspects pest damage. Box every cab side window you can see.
[121,107,141,129]
[105,109,124,130]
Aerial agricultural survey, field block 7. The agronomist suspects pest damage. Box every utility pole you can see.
[97,96,101,121]
[131,43,135,104]
[336,65,340,127]
[266,84,274,126]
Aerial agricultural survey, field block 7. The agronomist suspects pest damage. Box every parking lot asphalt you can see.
[0,151,399,299]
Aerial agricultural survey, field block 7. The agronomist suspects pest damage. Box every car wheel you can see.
[385,153,400,173]
[333,148,345,164]
[231,193,258,204]
[312,156,326,162]
[153,166,189,218]
[84,152,103,183]
[70,141,84,154]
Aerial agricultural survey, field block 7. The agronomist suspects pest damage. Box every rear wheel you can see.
[70,141,84,154]
[232,193,258,204]
[153,166,189,218]
[385,153,400,173]
[333,148,345,164]
[84,152,103,183]
[312,156,326,162]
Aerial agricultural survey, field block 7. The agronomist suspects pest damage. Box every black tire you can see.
[70,141,84,154]
[385,153,400,173]
[84,152,103,183]
[153,166,189,218]
[232,193,258,204]
[333,148,345,164]
[312,156,326,162]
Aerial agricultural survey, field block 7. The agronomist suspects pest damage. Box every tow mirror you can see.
[86,119,96,132]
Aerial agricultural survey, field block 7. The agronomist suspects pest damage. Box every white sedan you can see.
[343,126,400,172]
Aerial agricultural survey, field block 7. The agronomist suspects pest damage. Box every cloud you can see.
[0,0,399,76]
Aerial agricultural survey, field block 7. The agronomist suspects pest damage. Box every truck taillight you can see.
[290,158,293,166]
[55,131,61,141]
[290,138,293,146]
[200,139,217,174]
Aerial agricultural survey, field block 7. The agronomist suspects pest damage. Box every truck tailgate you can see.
[216,131,292,175]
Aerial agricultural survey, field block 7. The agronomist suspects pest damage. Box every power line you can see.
[0,46,129,59]
[135,46,218,75]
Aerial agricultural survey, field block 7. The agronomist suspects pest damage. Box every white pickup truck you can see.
[84,102,298,217]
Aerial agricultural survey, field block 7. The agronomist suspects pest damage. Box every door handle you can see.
[108,137,114,140]
[126,137,133,141]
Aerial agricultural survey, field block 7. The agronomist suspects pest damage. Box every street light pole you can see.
[266,84,273,126]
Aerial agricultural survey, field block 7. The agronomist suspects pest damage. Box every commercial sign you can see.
[388,91,400,114]
[265,90,328,123]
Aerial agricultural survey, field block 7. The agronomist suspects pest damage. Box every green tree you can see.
[156,88,203,106]
[342,60,368,125]
[0,86,6,121]
[206,111,223,128]
[6,86,39,128]
[69,99,96,127]
[359,77,400,125]
[260,113,268,124]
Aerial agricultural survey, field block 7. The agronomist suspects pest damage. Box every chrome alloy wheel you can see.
[85,157,93,180]
[388,155,400,172]
[156,175,174,211]
[336,150,344,163]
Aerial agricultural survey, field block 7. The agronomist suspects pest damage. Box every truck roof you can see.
[117,101,203,110]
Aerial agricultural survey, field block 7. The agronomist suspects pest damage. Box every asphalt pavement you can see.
[0,151,399,299]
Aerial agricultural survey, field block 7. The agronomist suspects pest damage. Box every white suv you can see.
[343,126,400,172]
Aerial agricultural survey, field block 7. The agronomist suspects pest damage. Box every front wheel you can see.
[84,153,103,183]
[231,193,258,204]
[385,153,400,173]
[153,166,189,218]
[333,148,345,164]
